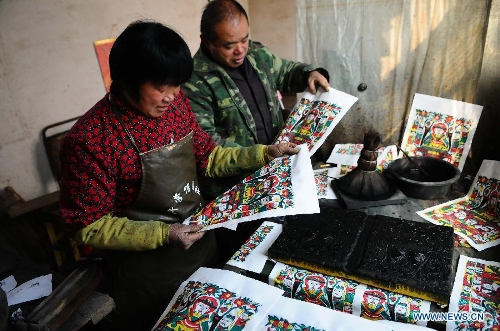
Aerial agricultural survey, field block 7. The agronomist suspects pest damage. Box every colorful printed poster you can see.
[274,88,358,155]
[313,167,337,199]
[447,255,500,331]
[417,160,500,251]
[253,295,432,331]
[183,144,319,231]
[353,285,431,327]
[269,263,431,326]
[269,263,359,314]
[400,93,483,171]
[226,221,283,274]
[93,38,115,92]
[326,144,397,177]
[152,267,283,331]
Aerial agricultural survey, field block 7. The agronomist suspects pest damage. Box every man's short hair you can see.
[201,0,249,42]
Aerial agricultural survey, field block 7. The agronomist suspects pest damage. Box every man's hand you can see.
[268,142,299,160]
[168,223,205,250]
[307,70,330,94]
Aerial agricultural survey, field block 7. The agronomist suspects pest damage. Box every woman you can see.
[59,20,297,329]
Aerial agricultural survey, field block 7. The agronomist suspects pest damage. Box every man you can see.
[183,0,330,257]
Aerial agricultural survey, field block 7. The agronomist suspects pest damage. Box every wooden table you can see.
[224,181,500,331]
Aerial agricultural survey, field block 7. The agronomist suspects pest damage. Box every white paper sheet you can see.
[417,159,500,251]
[226,221,283,274]
[151,267,283,331]
[6,274,52,306]
[274,88,358,155]
[400,93,483,171]
[0,275,17,293]
[447,255,500,331]
[184,144,319,231]
[326,144,397,173]
[253,295,432,331]
[326,143,364,166]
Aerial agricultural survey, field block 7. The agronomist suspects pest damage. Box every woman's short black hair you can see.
[201,0,249,43]
[109,20,193,102]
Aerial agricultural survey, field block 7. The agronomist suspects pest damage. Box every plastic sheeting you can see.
[296,0,491,161]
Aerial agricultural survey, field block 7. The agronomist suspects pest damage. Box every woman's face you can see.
[129,82,180,118]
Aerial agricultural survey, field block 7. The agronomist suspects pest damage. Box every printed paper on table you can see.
[417,159,500,251]
[400,93,482,171]
[226,221,283,274]
[352,285,431,327]
[314,167,337,199]
[268,262,431,326]
[93,38,115,92]
[254,296,431,331]
[274,88,358,155]
[446,255,500,331]
[326,144,397,177]
[183,144,319,231]
[152,267,283,331]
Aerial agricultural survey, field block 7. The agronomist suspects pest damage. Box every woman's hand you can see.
[307,70,330,94]
[168,223,205,250]
[268,142,299,160]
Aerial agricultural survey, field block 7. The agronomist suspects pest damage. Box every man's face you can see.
[129,82,180,118]
[205,14,249,68]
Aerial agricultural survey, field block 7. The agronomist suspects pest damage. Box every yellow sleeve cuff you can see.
[205,145,269,177]
[74,213,170,251]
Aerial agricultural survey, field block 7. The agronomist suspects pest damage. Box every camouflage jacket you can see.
[183,40,318,148]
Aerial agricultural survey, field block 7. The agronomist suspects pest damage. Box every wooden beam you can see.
[7,191,60,219]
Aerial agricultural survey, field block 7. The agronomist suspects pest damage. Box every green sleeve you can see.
[74,213,171,251]
[183,80,240,148]
[205,145,271,178]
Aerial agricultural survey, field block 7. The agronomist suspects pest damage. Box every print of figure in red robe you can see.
[168,295,218,330]
[299,274,327,307]
[361,289,391,321]
[422,122,450,153]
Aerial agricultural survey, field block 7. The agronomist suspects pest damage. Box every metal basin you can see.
[388,156,460,200]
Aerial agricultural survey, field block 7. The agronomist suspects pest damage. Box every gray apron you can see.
[106,105,220,329]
